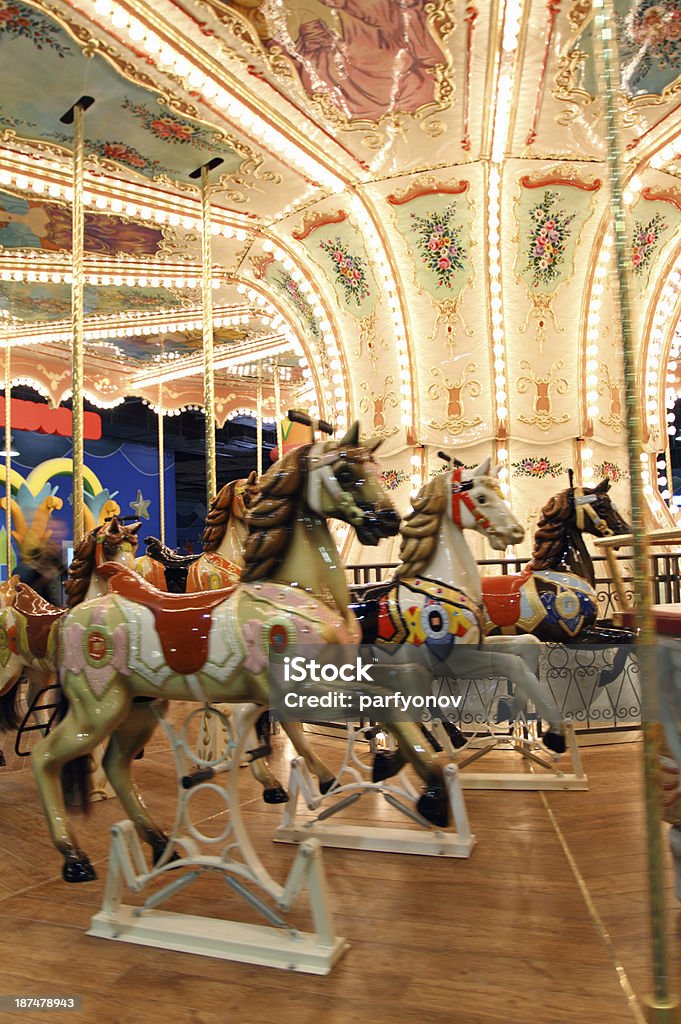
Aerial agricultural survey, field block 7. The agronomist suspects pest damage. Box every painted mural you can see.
[217,0,450,124]
[0,2,243,184]
[0,280,185,322]
[0,190,165,256]
[629,188,681,291]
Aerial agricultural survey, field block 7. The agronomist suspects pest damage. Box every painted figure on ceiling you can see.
[223,0,446,121]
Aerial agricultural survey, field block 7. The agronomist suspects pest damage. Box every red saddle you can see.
[14,583,65,661]
[618,604,681,637]
[97,562,236,675]
[481,569,533,628]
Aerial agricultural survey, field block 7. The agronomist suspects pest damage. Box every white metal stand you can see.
[275,726,475,858]
[89,705,347,974]
[430,719,588,791]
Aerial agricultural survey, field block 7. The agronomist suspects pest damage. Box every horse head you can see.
[94,516,141,569]
[307,422,400,546]
[570,476,631,539]
[448,458,524,550]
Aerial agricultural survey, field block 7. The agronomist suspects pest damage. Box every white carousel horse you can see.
[350,459,566,770]
[4,424,460,882]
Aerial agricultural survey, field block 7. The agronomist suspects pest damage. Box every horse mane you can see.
[527,489,572,571]
[65,521,140,608]
[64,532,96,608]
[202,480,241,553]
[395,473,447,579]
[241,447,308,582]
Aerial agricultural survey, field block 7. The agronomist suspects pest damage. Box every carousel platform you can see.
[0,724,671,1024]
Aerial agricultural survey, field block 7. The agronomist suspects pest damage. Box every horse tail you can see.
[0,679,23,732]
[54,690,92,815]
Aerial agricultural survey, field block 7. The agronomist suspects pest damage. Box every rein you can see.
[573,488,613,536]
[307,443,369,526]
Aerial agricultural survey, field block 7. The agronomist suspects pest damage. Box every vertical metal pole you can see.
[593,4,679,1020]
[256,367,263,477]
[273,363,283,460]
[4,342,11,574]
[200,167,216,506]
[158,383,165,545]
[72,102,85,544]
[61,97,93,545]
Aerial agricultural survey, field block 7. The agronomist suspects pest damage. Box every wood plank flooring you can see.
[0,726,675,1024]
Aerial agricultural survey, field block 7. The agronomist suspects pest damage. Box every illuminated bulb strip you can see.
[646,261,681,440]
[410,449,424,498]
[0,264,217,290]
[486,1,523,494]
[91,0,345,192]
[131,335,294,387]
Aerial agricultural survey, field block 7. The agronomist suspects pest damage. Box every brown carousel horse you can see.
[480,473,634,644]
[10,426,459,882]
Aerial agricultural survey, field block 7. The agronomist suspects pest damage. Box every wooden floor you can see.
[0,724,676,1024]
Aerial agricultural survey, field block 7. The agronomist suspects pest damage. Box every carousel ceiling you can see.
[2,0,681,533]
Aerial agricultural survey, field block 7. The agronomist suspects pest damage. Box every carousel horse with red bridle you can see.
[350,458,568,767]
[9,424,461,882]
[479,469,635,649]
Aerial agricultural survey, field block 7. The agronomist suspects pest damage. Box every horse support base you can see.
[88,823,346,974]
[431,720,588,791]
[89,705,348,974]
[275,753,475,858]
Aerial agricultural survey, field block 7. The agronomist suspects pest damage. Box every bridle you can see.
[94,528,137,568]
[450,466,495,533]
[573,487,613,536]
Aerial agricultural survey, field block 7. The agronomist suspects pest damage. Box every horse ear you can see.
[473,456,491,477]
[365,436,382,453]
[338,421,360,447]
[129,521,142,535]
[595,477,610,493]
[247,470,257,484]
[107,516,119,532]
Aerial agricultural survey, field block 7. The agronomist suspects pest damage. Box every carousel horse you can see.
[480,472,634,645]
[18,424,457,882]
[350,459,567,761]
[187,472,259,591]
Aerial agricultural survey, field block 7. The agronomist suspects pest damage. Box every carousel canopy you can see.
[1,0,680,547]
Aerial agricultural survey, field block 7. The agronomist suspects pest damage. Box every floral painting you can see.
[266,266,321,339]
[512,456,565,479]
[525,192,576,289]
[632,212,668,274]
[619,1,681,93]
[592,461,628,483]
[380,469,409,491]
[0,3,72,57]
[410,204,468,288]
[319,237,371,306]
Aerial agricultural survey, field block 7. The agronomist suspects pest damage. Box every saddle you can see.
[97,562,236,675]
[480,568,533,628]
[14,583,65,661]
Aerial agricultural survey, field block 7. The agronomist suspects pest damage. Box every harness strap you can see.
[451,467,492,532]
[574,489,613,536]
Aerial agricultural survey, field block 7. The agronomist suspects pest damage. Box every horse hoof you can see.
[416,788,450,829]
[543,730,566,755]
[134,748,145,761]
[441,721,467,750]
[63,857,97,883]
[150,834,180,866]
[263,786,289,804]
[318,777,336,795]
[372,750,406,783]
[0,751,5,767]
[419,724,443,753]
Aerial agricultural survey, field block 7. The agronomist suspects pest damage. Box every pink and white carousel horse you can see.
[350,458,567,767]
[5,424,459,882]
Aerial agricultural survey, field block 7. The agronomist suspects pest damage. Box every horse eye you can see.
[477,495,487,505]
[336,467,354,486]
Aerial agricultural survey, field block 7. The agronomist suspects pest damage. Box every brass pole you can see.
[593,4,679,1020]
[190,158,222,507]
[4,342,11,575]
[158,383,165,545]
[61,97,93,546]
[256,366,263,477]
[273,362,283,458]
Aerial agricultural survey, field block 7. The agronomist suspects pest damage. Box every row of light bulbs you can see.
[646,260,681,438]
[0,159,250,237]
[0,266,220,289]
[93,0,344,193]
